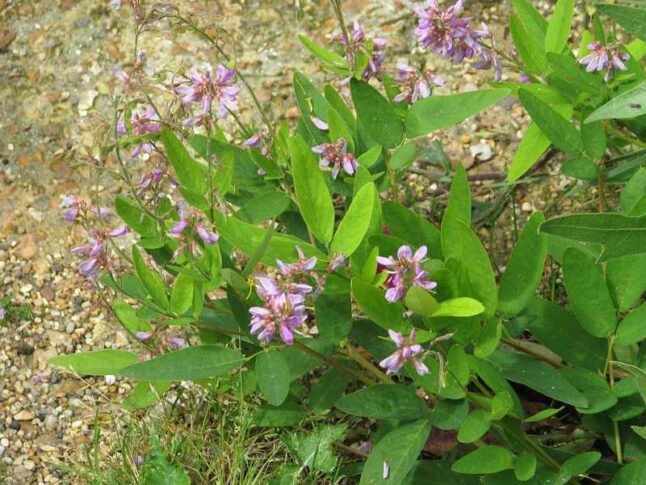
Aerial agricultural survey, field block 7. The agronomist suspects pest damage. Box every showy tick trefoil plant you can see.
[52,1,646,482]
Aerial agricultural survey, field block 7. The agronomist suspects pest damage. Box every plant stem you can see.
[344,344,393,384]
[293,341,376,386]
[598,156,607,213]
[502,337,563,368]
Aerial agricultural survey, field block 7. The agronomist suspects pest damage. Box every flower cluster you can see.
[112,51,147,90]
[579,42,629,81]
[377,245,437,303]
[414,0,501,80]
[138,167,177,193]
[394,62,444,104]
[312,138,358,179]
[175,64,241,126]
[117,105,161,158]
[71,226,128,278]
[334,20,387,80]
[249,247,317,345]
[61,195,110,223]
[169,202,219,258]
[379,329,429,376]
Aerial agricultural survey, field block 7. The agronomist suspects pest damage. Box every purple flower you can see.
[333,20,387,80]
[312,138,358,179]
[579,42,629,81]
[327,253,347,273]
[377,245,437,303]
[164,335,186,349]
[135,331,152,341]
[61,195,80,222]
[139,167,166,191]
[414,1,500,79]
[71,227,127,279]
[379,329,429,376]
[243,131,263,148]
[32,374,48,383]
[168,202,219,256]
[175,64,241,126]
[249,293,307,345]
[117,106,160,158]
[394,62,444,104]
[0,307,4,321]
[310,117,329,130]
[276,246,317,278]
[107,226,129,238]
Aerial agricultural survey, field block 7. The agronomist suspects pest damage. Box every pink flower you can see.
[377,245,437,302]
[394,62,444,104]
[579,42,629,81]
[312,138,358,179]
[249,293,307,345]
[379,329,429,376]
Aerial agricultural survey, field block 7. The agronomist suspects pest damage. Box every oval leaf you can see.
[50,350,137,376]
[256,351,290,406]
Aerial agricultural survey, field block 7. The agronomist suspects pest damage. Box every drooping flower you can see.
[377,245,437,303]
[312,138,358,179]
[277,246,317,278]
[579,42,629,81]
[249,292,308,345]
[379,329,429,376]
[117,105,160,158]
[61,195,81,222]
[327,253,347,273]
[175,64,241,126]
[164,335,186,349]
[394,62,444,104]
[0,307,4,321]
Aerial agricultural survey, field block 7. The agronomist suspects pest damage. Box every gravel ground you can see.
[0,0,560,482]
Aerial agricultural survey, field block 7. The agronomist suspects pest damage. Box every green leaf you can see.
[510,15,547,74]
[433,298,485,318]
[122,381,171,411]
[132,246,169,310]
[443,163,471,228]
[115,195,157,237]
[170,273,193,315]
[293,72,330,144]
[596,4,646,42]
[518,89,582,154]
[507,122,551,181]
[406,89,509,138]
[350,78,404,148]
[331,182,376,256]
[403,461,480,485]
[488,351,588,407]
[560,452,600,481]
[161,128,207,196]
[540,213,646,261]
[113,299,151,333]
[256,351,290,406]
[289,135,334,243]
[429,399,470,430]
[315,292,352,342]
[357,144,382,168]
[616,303,646,346]
[286,424,346,474]
[327,106,355,152]
[547,53,606,96]
[514,453,537,481]
[607,254,646,311]
[360,419,432,485]
[563,248,616,337]
[309,367,352,413]
[254,402,307,427]
[561,158,599,180]
[405,286,439,317]
[389,142,418,170]
[621,168,646,216]
[511,0,548,42]
[610,460,646,485]
[351,278,407,332]
[474,319,502,359]
[121,346,245,381]
[458,409,492,443]
[587,81,646,123]
[335,384,429,420]
[559,368,617,414]
[50,350,137,376]
[215,212,324,267]
[526,298,607,371]
[443,221,498,319]
[489,392,514,420]
[524,406,564,423]
[383,201,442,259]
[498,212,547,316]
[298,35,348,70]
[545,0,574,53]
[452,446,514,475]
[470,357,523,418]
[581,119,607,160]
[236,189,291,224]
